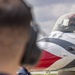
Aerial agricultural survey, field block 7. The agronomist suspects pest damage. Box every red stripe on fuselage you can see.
[35,50,62,69]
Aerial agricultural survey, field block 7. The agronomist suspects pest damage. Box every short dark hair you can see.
[0,0,32,27]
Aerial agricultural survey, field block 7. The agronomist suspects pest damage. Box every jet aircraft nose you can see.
[35,50,62,69]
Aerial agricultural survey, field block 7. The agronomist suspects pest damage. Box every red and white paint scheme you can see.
[32,13,75,75]
[33,31,75,71]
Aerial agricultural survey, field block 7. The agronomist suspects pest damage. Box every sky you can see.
[25,0,75,35]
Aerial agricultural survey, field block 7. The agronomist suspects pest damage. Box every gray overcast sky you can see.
[26,0,75,34]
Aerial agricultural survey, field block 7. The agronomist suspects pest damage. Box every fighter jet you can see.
[33,12,75,75]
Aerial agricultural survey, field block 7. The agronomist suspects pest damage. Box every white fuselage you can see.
[37,31,75,71]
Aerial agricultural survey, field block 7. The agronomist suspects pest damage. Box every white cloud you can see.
[33,4,72,22]
[51,4,72,17]
[26,0,50,7]
[33,5,55,22]
[26,0,75,7]
[38,21,55,34]
[70,5,75,12]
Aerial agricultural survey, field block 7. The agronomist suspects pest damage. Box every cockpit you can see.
[52,12,75,32]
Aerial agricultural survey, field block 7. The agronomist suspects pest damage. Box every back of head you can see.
[0,1,42,74]
[0,0,32,26]
[0,0,32,66]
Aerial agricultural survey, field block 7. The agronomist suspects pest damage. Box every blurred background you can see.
[24,0,75,41]
[26,0,75,35]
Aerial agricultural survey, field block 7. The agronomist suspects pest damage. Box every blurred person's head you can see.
[0,0,32,74]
